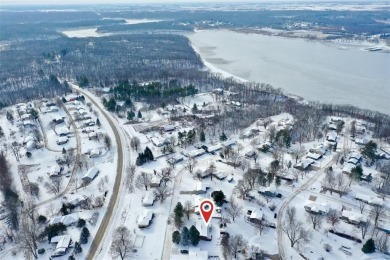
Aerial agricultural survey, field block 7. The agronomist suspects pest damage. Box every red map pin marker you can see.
[200,199,215,226]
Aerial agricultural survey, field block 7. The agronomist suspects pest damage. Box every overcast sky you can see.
[0,0,360,6]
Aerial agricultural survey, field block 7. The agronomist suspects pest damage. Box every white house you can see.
[82,167,99,182]
[89,148,100,158]
[306,152,322,160]
[222,140,236,147]
[207,144,222,153]
[355,193,383,206]
[326,132,337,142]
[138,210,154,228]
[196,219,212,241]
[194,181,209,194]
[185,149,206,158]
[341,210,367,225]
[57,136,68,145]
[142,191,155,206]
[49,165,62,177]
[49,213,78,226]
[51,235,72,257]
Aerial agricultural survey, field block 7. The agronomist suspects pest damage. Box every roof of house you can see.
[83,167,99,180]
[194,181,209,192]
[186,149,206,158]
[57,136,68,142]
[208,144,222,152]
[142,191,155,206]
[222,140,236,147]
[49,213,78,226]
[341,210,367,223]
[249,209,263,220]
[306,152,322,160]
[355,193,383,206]
[138,210,153,227]
[196,219,210,238]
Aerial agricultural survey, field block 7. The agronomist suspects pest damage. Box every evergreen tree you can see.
[220,132,227,141]
[96,118,101,127]
[80,227,90,244]
[73,242,82,254]
[200,129,206,142]
[189,225,200,246]
[192,103,198,113]
[127,110,135,120]
[181,227,190,246]
[172,231,181,244]
[362,238,375,253]
[211,190,226,206]
[62,147,66,154]
[138,110,142,118]
[361,141,377,163]
[351,165,363,182]
[144,147,154,161]
[174,202,184,218]
[275,176,281,188]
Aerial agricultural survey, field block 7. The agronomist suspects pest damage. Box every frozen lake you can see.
[188,30,390,114]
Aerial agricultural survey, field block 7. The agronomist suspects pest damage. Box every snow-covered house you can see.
[222,140,236,147]
[51,235,72,257]
[245,150,256,158]
[84,127,95,133]
[310,145,327,156]
[304,202,330,215]
[207,144,222,153]
[246,207,263,224]
[82,167,99,182]
[341,210,367,225]
[355,193,383,207]
[163,124,175,132]
[185,149,206,158]
[142,191,156,206]
[138,210,154,228]
[57,136,68,145]
[194,182,209,194]
[25,140,35,151]
[88,132,98,140]
[196,219,212,241]
[49,213,78,226]
[150,176,162,187]
[49,165,62,177]
[21,114,31,120]
[89,148,100,158]
[258,186,279,197]
[151,137,168,147]
[23,120,35,127]
[214,171,228,180]
[326,132,337,142]
[58,127,70,136]
[355,138,368,145]
[294,158,314,171]
[84,119,95,127]
[306,152,322,160]
[167,154,184,165]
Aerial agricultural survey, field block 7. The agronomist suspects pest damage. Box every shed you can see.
[89,149,100,158]
[150,176,162,187]
[49,165,62,177]
[51,235,72,257]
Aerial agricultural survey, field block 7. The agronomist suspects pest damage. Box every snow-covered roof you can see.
[347,158,359,165]
[138,210,153,227]
[349,152,362,160]
[355,138,368,145]
[58,127,70,135]
[50,165,61,176]
[311,145,327,155]
[21,114,30,120]
[342,210,367,223]
[151,176,162,185]
[196,219,210,238]
[355,193,383,206]
[88,132,97,138]
[304,202,330,214]
[249,209,263,220]
[186,149,206,158]
[167,154,184,164]
[57,136,68,143]
[327,132,337,142]
[90,148,100,157]
[151,137,167,147]
[142,191,155,206]
[23,120,34,126]
[208,144,222,152]
[306,152,321,160]
[194,181,209,192]
[85,126,95,133]
[24,135,34,143]
[49,213,78,226]
[222,140,236,147]
[163,124,175,131]
[82,167,99,180]
[26,140,35,151]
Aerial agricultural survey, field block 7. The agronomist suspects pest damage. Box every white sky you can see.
[0,0,359,6]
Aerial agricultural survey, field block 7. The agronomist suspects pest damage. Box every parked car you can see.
[180,250,189,254]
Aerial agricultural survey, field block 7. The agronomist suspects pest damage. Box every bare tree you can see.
[135,172,152,191]
[335,173,350,197]
[266,125,276,143]
[183,200,193,220]
[49,121,58,135]
[228,234,248,259]
[130,137,141,151]
[225,195,243,222]
[234,179,251,198]
[321,171,335,195]
[110,226,133,260]
[306,212,323,230]
[327,209,340,227]
[126,165,136,193]
[229,149,241,169]
[184,158,197,175]
[44,177,62,195]
[375,231,389,253]
[154,185,170,204]
[19,219,39,259]
[370,205,386,227]
[208,162,216,180]
[255,219,266,236]
[360,221,371,239]
[104,134,112,150]
[291,147,306,163]
[282,206,311,248]
[159,167,174,186]
[358,200,366,214]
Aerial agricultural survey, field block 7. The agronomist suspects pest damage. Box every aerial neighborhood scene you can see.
[0,0,389,260]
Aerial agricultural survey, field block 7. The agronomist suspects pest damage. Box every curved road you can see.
[71,85,127,260]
